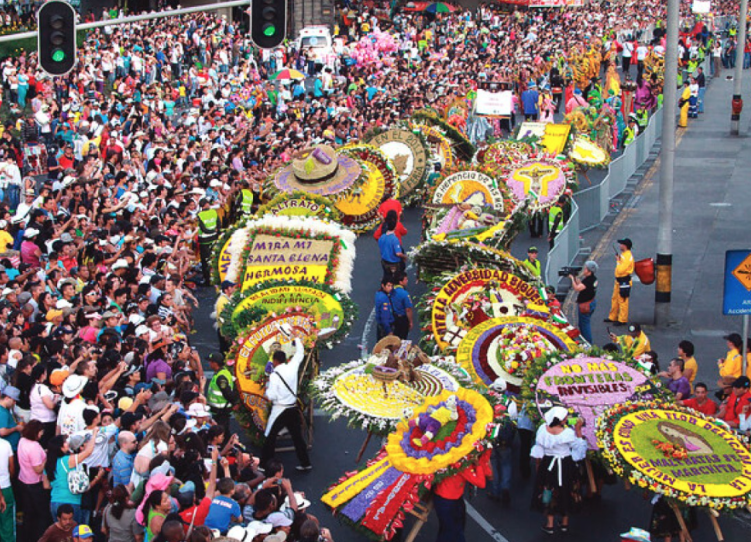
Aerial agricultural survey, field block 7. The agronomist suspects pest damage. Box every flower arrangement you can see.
[233,214,357,294]
[313,357,475,435]
[596,401,751,510]
[412,109,476,161]
[320,387,503,540]
[255,191,341,222]
[476,140,535,172]
[520,349,667,450]
[221,278,358,349]
[502,156,577,213]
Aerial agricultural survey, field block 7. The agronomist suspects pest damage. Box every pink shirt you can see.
[18,437,46,484]
[20,240,41,267]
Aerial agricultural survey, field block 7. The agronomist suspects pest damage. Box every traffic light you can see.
[38,1,77,76]
[251,0,287,49]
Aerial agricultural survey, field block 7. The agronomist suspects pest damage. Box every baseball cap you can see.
[73,525,94,539]
[527,246,538,253]
[617,238,633,249]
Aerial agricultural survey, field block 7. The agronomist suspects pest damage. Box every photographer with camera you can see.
[568,261,598,344]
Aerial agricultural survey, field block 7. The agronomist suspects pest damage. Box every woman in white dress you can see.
[531,406,587,535]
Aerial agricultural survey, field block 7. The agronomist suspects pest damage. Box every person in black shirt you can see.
[569,260,598,344]
[695,66,706,114]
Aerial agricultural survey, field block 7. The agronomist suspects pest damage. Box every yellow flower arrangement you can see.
[385,388,493,475]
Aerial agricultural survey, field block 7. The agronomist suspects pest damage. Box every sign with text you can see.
[723,250,751,315]
[474,89,514,117]
[242,234,335,290]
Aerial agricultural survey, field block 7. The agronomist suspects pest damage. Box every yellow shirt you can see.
[0,230,13,253]
[619,331,651,358]
[215,293,231,327]
[684,356,698,385]
[615,249,635,279]
[719,349,742,378]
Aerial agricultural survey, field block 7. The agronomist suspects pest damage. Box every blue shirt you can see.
[204,495,241,533]
[111,450,135,487]
[375,290,394,333]
[0,405,19,451]
[391,286,413,317]
[521,89,539,115]
[378,232,402,263]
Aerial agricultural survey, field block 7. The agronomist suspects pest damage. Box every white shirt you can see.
[58,397,87,436]
[30,382,58,423]
[264,338,304,436]
[80,424,118,468]
[0,438,12,489]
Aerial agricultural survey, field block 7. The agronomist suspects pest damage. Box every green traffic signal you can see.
[263,24,276,37]
[52,49,66,62]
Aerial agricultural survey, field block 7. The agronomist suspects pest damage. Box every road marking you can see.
[465,500,510,542]
[710,202,732,207]
[361,308,376,356]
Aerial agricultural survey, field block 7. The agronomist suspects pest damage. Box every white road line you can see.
[361,308,376,356]
[465,500,511,542]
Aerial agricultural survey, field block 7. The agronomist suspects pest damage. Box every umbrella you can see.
[424,2,457,13]
[270,69,305,81]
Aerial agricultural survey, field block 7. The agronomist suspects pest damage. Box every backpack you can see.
[62,454,90,495]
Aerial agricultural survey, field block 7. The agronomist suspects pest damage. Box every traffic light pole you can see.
[0,1,252,44]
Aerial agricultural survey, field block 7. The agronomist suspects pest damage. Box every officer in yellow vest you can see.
[605,238,635,326]
[623,117,638,147]
[206,352,238,434]
[197,198,220,285]
[523,246,542,278]
[610,323,651,358]
[547,197,566,249]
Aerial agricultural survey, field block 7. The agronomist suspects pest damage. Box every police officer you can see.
[233,183,255,220]
[605,238,634,326]
[391,271,414,340]
[374,278,395,340]
[523,246,541,278]
[547,197,566,249]
[206,353,238,435]
[197,198,220,285]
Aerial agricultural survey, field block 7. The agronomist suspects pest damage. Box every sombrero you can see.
[274,145,362,196]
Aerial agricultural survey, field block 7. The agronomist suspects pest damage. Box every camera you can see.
[558,266,583,277]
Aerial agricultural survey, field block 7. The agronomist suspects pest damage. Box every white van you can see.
[296,26,334,66]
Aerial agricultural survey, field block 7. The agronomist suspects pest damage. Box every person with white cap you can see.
[530,406,587,535]
[568,260,598,344]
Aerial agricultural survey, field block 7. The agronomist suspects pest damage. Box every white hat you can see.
[227,522,273,542]
[135,324,150,337]
[544,406,569,426]
[62,374,88,398]
[56,299,74,309]
[209,179,222,188]
[111,259,129,271]
[23,228,40,239]
[129,314,146,325]
[284,492,311,510]
[186,403,213,418]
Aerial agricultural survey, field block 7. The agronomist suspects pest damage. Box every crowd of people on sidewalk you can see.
[0,0,747,541]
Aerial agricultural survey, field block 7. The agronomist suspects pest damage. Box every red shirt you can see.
[722,391,751,424]
[434,451,491,500]
[378,198,403,220]
[179,497,212,532]
[682,397,718,417]
[373,221,407,243]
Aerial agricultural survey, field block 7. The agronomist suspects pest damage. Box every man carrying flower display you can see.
[610,324,651,359]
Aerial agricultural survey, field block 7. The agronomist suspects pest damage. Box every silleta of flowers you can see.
[221,278,358,349]
[502,157,576,213]
[521,350,666,449]
[475,140,534,173]
[313,356,474,435]
[321,388,499,540]
[455,316,580,392]
[255,191,341,222]
[596,401,751,510]
[233,215,357,294]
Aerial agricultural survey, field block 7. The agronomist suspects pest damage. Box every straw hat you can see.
[275,144,362,195]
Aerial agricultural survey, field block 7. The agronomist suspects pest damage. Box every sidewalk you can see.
[581,68,751,386]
